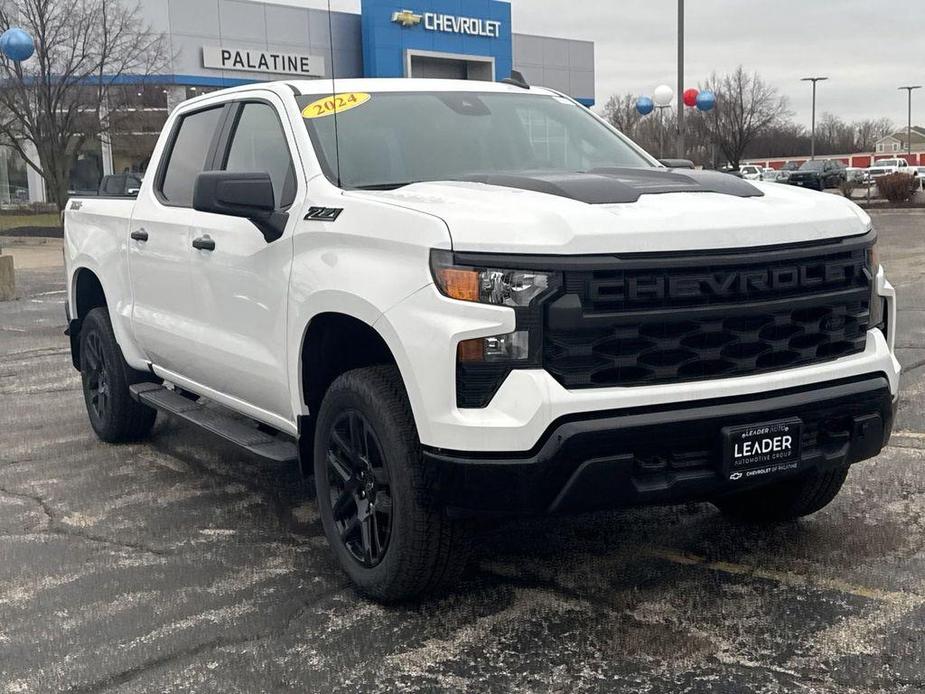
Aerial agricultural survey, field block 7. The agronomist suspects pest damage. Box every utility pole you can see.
[656,104,671,159]
[801,76,828,160]
[677,0,684,159]
[898,86,921,157]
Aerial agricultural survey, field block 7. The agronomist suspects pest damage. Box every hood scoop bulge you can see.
[458,167,764,205]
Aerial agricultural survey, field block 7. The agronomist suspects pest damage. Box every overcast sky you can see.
[283,0,925,129]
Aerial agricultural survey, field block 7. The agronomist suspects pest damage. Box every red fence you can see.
[749,152,923,169]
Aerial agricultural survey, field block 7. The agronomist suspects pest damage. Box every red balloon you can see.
[683,88,699,108]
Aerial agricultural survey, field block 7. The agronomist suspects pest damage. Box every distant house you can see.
[875,126,925,153]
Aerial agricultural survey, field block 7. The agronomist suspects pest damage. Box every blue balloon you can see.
[1,28,34,62]
[636,95,654,116]
[696,90,716,112]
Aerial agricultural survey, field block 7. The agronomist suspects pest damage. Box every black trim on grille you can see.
[542,236,875,390]
[452,229,875,271]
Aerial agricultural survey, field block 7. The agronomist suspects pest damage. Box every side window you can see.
[159,106,224,207]
[223,102,296,208]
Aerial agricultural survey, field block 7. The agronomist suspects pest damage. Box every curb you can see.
[0,236,63,247]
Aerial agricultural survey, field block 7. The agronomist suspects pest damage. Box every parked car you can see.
[913,166,925,189]
[761,167,779,182]
[786,159,847,191]
[868,158,911,177]
[63,78,899,601]
[739,164,762,181]
[775,161,802,182]
[867,159,919,193]
[845,167,867,184]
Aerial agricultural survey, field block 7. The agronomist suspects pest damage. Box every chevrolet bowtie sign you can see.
[390,8,502,38]
[391,9,422,27]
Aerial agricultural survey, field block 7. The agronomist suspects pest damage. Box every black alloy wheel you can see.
[78,307,157,443]
[82,330,110,422]
[325,409,393,567]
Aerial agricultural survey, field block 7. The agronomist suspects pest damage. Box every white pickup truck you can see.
[64,78,900,601]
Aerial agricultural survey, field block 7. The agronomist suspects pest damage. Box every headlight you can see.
[430,250,558,407]
[868,241,885,331]
[430,249,551,307]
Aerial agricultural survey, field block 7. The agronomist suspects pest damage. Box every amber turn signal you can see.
[436,267,480,302]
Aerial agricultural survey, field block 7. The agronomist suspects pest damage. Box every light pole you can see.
[801,76,828,160]
[656,104,671,159]
[677,0,684,159]
[898,86,922,157]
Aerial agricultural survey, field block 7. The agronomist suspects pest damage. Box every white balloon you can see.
[653,84,674,107]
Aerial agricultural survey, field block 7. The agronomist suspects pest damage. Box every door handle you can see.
[130,228,148,242]
[192,235,215,251]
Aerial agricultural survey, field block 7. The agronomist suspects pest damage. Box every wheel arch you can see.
[68,266,109,370]
[298,311,418,473]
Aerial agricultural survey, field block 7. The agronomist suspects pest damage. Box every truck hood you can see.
[346,172,871,255]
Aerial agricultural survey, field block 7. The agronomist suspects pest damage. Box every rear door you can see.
[186,95,302,421]
[129,103,228,375]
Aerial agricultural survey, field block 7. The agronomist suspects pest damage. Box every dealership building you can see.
[5,0,595,203]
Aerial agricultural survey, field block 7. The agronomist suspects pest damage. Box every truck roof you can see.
[181,78,562,107]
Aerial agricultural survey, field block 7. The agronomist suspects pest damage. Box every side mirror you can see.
[193,171,288,243]
[659,158,695,169]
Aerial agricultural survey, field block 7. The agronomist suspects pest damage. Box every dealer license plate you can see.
[722,418,802,483]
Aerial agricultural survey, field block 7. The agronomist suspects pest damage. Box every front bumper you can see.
[423,374,894,516]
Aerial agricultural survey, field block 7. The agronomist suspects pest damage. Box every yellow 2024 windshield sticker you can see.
[302,92,371,119]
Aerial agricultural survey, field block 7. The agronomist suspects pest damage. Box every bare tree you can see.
[854,117,894,152]
[601,92,678,159]
[0,0,168,209]
[815,113,856,154]
[602,93,639,139]
[689,66,791,168]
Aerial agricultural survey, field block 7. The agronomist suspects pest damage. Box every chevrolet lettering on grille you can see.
[590,258,866,304]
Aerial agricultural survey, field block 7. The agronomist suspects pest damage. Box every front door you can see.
[187,96,302,421]
[129,104,227,376]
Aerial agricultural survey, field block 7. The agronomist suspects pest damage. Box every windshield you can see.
[799,160,826,171]
[297,91,653,189]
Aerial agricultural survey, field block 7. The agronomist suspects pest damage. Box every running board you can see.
[129,383,298,464]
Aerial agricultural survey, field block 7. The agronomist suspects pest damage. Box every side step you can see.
[129,383,298,464]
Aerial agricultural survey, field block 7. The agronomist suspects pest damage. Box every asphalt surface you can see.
[1,211,924,693]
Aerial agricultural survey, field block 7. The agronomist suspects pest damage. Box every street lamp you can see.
[898,86,922,158]
[677,0,685,159]
[801,76,828,160]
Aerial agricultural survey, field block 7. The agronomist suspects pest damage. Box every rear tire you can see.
[313,365,469,602]
[79,307,157,443]
[714,467,849,523]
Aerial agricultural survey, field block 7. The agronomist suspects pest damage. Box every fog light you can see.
[457,331,530,363]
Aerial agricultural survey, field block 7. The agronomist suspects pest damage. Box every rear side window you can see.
[223,102,296,208]
[159,106,224,207]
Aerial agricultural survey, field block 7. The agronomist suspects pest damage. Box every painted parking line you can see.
[892,430,925,440]
[642,546,924,606]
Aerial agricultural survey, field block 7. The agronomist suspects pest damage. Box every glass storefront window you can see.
[0,146,30,205]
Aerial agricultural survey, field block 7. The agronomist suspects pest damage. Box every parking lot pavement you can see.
[1,212,923,693]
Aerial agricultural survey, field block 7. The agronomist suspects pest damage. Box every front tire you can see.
[79,307,157,443]
[313,365,469,602]
[714,467,849,523]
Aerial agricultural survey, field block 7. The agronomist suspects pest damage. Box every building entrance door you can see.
[407,53,494,81]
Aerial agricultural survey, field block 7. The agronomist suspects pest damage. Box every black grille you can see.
[544,240,873,389]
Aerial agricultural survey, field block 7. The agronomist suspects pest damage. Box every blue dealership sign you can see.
[361,0,513,81]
